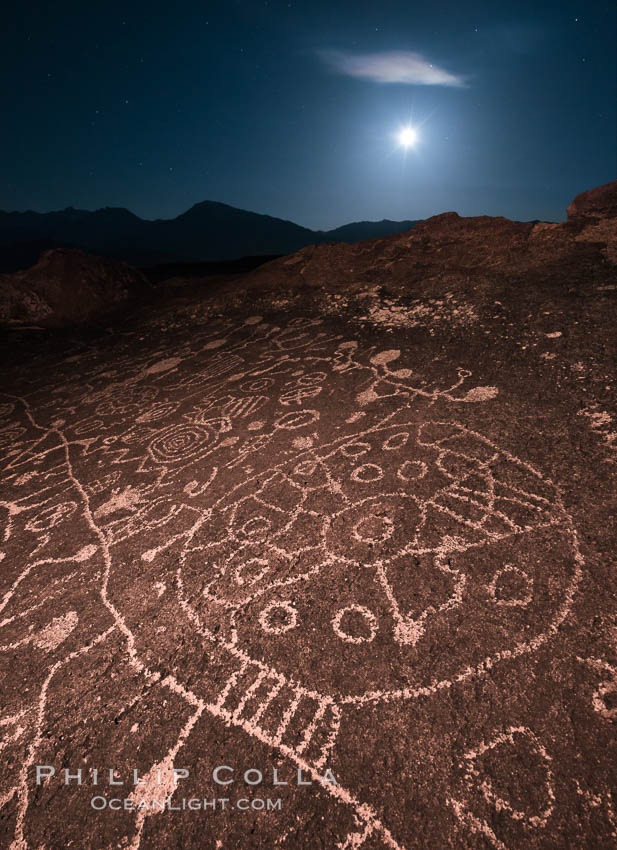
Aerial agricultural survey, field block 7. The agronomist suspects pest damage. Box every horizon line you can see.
[0,199,560,230]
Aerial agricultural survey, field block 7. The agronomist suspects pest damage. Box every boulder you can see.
[566,181,617,264]
[0,248,149,326]
[567,179,617,222]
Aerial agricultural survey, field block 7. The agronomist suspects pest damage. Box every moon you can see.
[398,126,418,148]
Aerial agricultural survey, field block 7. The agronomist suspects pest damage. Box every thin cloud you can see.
[318,49,466,87]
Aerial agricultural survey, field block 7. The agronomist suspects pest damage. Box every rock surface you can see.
[248,185,617,296]
[0,183,616,850]
[567,179,617,222]
[0,248,149,326]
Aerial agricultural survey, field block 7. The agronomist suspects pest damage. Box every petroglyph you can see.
[0,307,611,850]
[321,289,478,330]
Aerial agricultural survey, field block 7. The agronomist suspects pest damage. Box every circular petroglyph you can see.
[259,601,298,634]
[274,410,320,430]
[234,556,271,587]
[332,605,378,644]
[296,372,327,385]
[352,514,395,544]
[383,431,409,451]
[351,463,384,483]
[239,516,272,542]
[325,495,421,567]
[179,417,581,701]
[148,423,212,463]
[136,401,179,423]
[292,459,318,478]
[397,459,428,481]
[488,565,533,607]
[240,377,274,392]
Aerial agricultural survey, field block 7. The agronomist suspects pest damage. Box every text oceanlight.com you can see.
[90,796,283,812]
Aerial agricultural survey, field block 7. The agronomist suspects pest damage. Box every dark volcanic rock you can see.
[567,179,617,222]
[245,185,617,307]
[566,180,617,265]
[0,248,149,326]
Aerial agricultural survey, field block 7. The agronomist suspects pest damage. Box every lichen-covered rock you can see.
[0,248,149,326]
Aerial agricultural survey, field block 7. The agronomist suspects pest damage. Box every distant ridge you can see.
[0,202,421,272]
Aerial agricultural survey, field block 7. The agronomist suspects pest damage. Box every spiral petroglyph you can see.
[0,299,613,850]
[148,423,213,463]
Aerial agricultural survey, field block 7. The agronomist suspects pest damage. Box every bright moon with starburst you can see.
[398,126,418,148]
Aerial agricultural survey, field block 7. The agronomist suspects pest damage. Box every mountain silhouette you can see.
[0,202,420,271]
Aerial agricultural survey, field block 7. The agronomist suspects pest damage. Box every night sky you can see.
[2,1,615,228]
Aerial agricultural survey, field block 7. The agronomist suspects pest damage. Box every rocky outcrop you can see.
[565,180,617,265]
[246,182,617,300]
[567,180,617,223]
[0,248,149,327]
